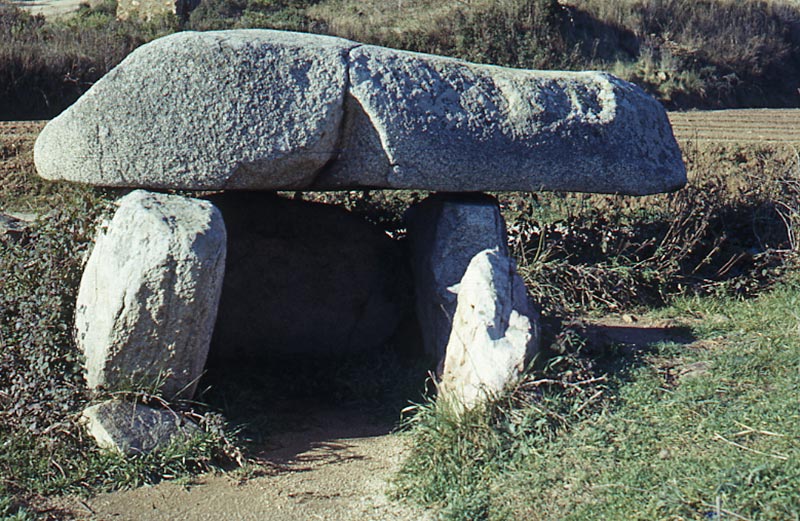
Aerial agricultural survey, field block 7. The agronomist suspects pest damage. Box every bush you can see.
[503,142,800,315]
[187,0,319,31]
[572,0,800,107]
[0,1,175,120]
[0,196,107,432]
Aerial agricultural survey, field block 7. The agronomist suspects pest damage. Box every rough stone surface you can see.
[82,399,198,455]
[209,193,411,358]
[319,45,686,195]
[35,30,354,190]
[76,190,226,399]
[439,249,539,409]
[405,193,509,362]
[35,30,685,195]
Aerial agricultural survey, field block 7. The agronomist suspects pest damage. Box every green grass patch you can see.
[395,284,800,520]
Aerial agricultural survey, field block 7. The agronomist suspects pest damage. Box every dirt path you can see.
[55,409,433,521]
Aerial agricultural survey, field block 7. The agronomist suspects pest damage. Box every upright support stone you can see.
[75,190,227,399]
[406,193,509,362]
[439,248,540,409]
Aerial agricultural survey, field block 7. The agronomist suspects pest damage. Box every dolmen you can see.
[34,30,685,453]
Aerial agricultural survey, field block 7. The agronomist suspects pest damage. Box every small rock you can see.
[439,248,540,409]
[0,212,35,240]
[82,399,198,455]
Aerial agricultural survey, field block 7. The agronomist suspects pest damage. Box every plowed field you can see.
[4,110,798,147]
[668,109,800,144]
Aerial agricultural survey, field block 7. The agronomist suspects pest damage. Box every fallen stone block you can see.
[82,399,198,455]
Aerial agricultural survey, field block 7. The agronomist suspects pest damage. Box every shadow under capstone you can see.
[199,192,433,447]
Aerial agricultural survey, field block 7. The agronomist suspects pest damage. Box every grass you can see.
[394,280,800,520]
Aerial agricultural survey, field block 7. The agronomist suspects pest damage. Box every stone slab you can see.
[34,30,685,195]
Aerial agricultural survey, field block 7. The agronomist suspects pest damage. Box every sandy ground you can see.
[51,409,434,521]
[10,0,86,18]
[668,108,800,144]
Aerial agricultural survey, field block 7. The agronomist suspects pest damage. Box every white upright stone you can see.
[75,190,226,399]
[440,249,540,409]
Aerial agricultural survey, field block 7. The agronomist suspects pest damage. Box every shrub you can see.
[503,142,800,315]
[572,0,800,107]
[0,1,175,120]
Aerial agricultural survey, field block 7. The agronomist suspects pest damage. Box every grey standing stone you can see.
[209,192,410,358]
[75,190,226,399]
[440,248,539,409]
[82,399,198,455]
[405,193,508,362]
[35,30,355,190]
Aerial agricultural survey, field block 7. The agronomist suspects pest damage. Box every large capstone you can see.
[439,248,540,409]
[406,193,510,362]
[75,190,226,399]
[209,193,411,358]
[34,30,686,195]
[35,30,354,190]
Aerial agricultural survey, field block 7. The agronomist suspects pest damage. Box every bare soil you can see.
[52,409,433,521]
[9,0,86,18]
